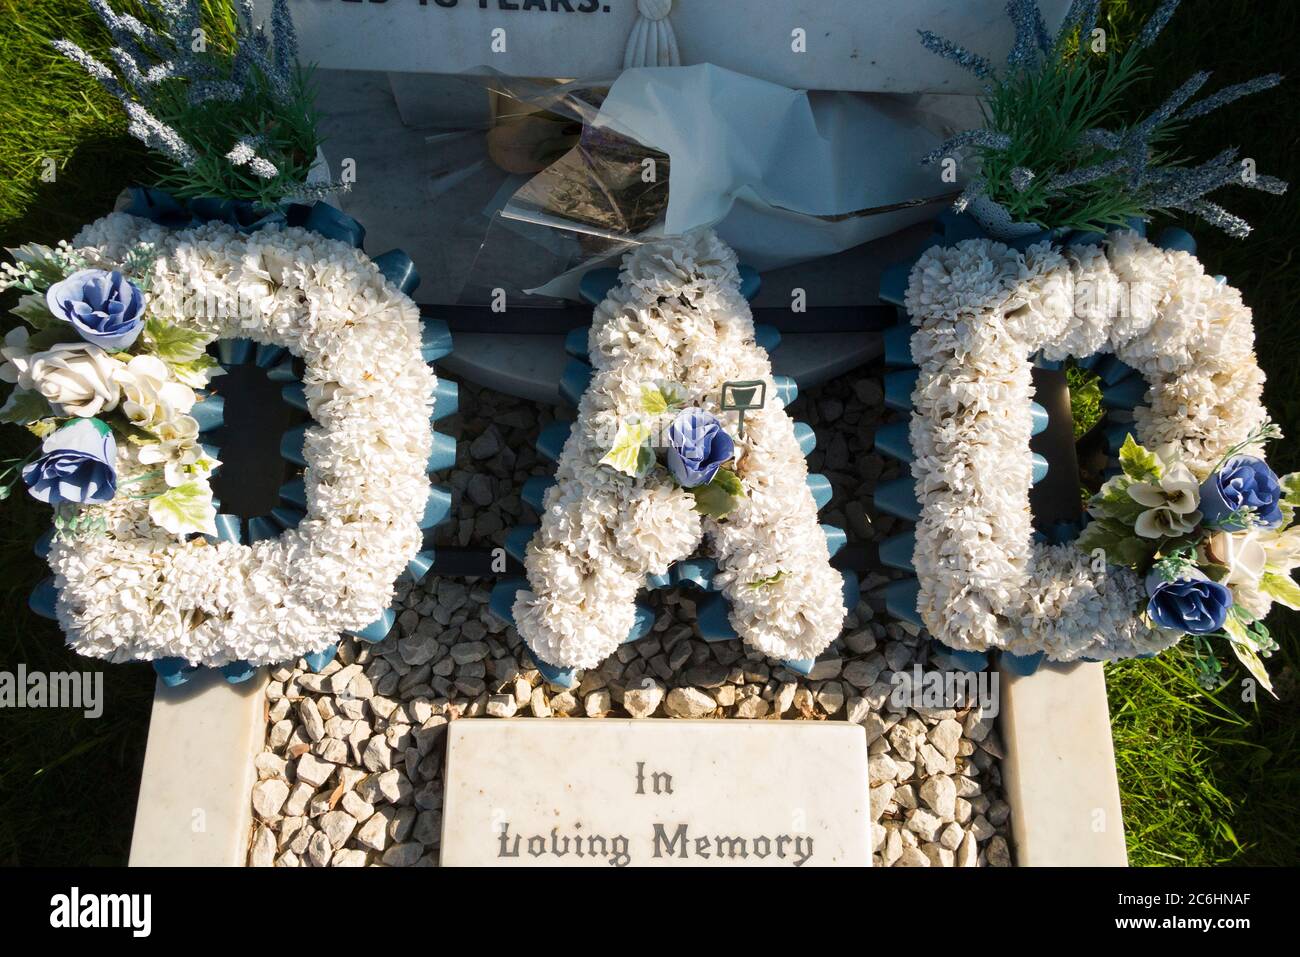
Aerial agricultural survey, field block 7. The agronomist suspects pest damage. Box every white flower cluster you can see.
[513,230,846,669]
[904,231,1267,661]
[42,213,435,667]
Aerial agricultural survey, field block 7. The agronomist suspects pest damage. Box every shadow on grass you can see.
[0,134,150,248]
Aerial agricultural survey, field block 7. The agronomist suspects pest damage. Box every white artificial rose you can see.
[15,341,125,417]
[117,354,196,431]
[1204,530,1267,586]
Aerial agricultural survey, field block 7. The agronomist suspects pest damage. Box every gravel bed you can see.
[247,370,1014,867]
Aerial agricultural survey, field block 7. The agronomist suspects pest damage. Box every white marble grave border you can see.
[997,659,1128,866]
[129,669,268,867]
[127,656,1127,866]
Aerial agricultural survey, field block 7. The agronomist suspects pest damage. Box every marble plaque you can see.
[259,0,1071,95]
[440,718,870,867]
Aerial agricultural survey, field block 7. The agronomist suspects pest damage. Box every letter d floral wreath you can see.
[0,213,435,668]
[902,231,1297,694]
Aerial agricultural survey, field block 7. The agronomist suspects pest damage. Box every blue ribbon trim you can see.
[121,187,365,246]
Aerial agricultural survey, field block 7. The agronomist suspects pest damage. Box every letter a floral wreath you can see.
[902,231,1298,693]
[512,230,846,670]
[0,213,436,668]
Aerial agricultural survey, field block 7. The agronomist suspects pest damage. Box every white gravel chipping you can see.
[248,374,1014,867]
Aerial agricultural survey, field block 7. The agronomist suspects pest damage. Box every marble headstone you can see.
[440,718,871,867]
[259,0,1072,95]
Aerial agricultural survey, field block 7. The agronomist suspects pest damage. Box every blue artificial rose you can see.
[22,418,118,506]
[1199,455,1284,530]
[666,407,735,488]
[45,268,145,351]
[1144,570,1233,634]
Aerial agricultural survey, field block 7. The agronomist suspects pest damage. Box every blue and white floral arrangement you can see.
[0,0,449,677]
[2,245,223,536]
[876,0,1294,692]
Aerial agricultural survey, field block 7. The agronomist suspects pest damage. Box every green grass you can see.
[0,0,1297,866]
[1066,364,1104,439]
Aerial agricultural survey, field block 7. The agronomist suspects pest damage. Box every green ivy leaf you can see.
[1223,616,1277,698]
[640,383,669,415]
[1075,516,1157,570]
[1279,472,1300,502]
[166,354,224,389]
[690,467,746,520]
[657,380,689,408]
[144,317,211,363]
[23,324,84,352]
[0,389,53,425]
[640,380,689,415]
[599,420,654,477]
[1260,571,1300,611]
[1199,560,1231,582]
[1075,516,1126,555]
[1277,472,1300,525]
[747,570,787,589]
[148,481,217,537]
[11,293,60,330]
[1113,535,1159,569]
[635,443,656,476]
[691,482,737,519]
[1089,475,1146,524]
[711,467,745,497]
[1118,434,1162,483]
[105,413,156,446]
